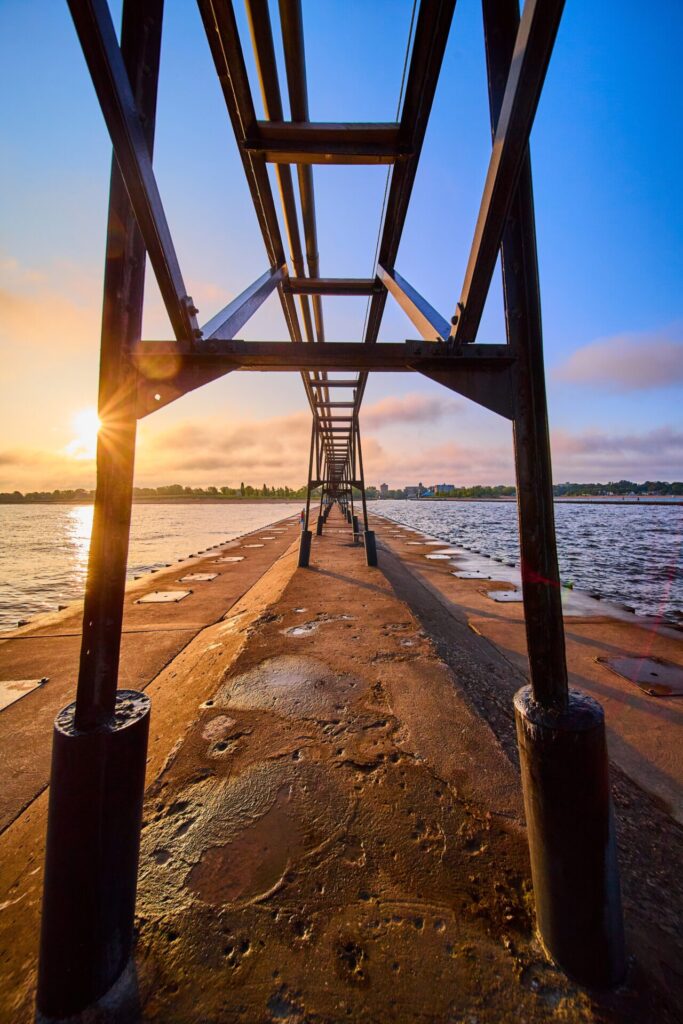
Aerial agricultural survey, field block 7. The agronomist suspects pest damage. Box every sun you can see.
[64,407,101,460]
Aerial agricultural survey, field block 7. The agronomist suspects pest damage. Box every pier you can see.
[2,510,682,1020]
[2,0,681,1019]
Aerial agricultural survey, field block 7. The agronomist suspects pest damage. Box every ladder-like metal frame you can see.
[35,2,626,1016]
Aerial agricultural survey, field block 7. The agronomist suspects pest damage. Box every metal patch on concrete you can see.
[0,677,48,712]
[406,541,425,546]
[486,590,523,603]
[243,543,265,548]
[215,556,245,563]
[599,656,683,697]
[179,573,218,582]
[453,571,495,580]
[425,553,452,560]
[136,590,192,604]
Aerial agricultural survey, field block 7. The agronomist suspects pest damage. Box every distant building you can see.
[434,483,456,495]
[404,485,419,498]
[379,483,389,498]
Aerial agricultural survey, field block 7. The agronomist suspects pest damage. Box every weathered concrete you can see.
[0,517,299,832]
[0,509,679,1020]
[370,516,683,822]
[371,513,683,1008]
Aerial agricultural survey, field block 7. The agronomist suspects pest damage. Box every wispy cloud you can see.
[553,324,683,391]
[361,392,461,429]
[2,411,681,491]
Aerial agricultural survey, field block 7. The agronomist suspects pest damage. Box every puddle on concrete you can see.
[285,621,320,637]
[215,655,368,717]
[186,786,300,903]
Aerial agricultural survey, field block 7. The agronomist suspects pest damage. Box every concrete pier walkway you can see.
[0,510,680,1021]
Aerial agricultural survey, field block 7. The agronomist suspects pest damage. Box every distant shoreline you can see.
[1,496,680,507]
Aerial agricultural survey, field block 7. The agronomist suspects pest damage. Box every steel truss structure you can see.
[36,1,627,1017]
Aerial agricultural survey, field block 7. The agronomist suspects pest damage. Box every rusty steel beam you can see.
[480,0,625,990]
[67,0,199,345]
[38,1,162,1016]
[378,264,450,341]
[451,0,565,342]
[246,121,403,164]
[287,278,379,296]
[135,339,510,368]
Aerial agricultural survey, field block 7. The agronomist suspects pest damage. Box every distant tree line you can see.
[0,483,311,503]
[1,479,680,503]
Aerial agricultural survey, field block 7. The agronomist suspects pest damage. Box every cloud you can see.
[0,253,103,354]
[361,392,461,429]
[553,324,683,391]
[2,413,681,492]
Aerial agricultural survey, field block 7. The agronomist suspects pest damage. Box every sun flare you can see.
[64,407,101,460]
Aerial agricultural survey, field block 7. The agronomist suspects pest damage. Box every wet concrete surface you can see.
[369,516,683,823]
[0,510,680,1021]
[124,510,675,1022]
[371,514,683,1011]
[0,517,300,832]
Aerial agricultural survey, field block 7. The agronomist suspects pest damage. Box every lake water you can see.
[1,500,681,632]
[0,503,297,631]
[371,499,682,624]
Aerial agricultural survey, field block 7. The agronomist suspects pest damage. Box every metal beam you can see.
[135,340,512,374]
[246,121,402,164]
[287,278,379,296]
[451,0,565,342]
[67,0,199,345]
[200,266,285,340]
[378,264,450,341]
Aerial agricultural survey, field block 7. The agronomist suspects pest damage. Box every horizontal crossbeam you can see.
[245,121,403,164]
[135,340,511,372]
[287,278,379,296]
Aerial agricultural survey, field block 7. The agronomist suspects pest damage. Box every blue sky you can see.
[1,0,681,489]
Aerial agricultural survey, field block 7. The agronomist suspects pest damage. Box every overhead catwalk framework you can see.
[37,0,625,1016]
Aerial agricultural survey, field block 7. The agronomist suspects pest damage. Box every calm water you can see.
[0,503,297,631]
[372,500,683,623]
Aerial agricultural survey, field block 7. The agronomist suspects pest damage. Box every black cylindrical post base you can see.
[514,686,625,988]
[316,516,324,536]
[346,510,352,524]
[37,691,151,1019]
[364,530,378,566]
[352,515,360,542]
[298,529,312,567]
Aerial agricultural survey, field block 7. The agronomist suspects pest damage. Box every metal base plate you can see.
[487,590,523,602]
[453,571,496,580]
[179,573,218,582]
[425,553,452,560]
[599,656,683,697]
[136,590,192,604]
[0,677,48,712]
[215,556,245,563]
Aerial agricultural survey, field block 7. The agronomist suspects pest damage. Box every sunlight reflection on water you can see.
[0,502,296,630]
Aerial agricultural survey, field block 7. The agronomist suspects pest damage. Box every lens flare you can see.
[64,407,101,460]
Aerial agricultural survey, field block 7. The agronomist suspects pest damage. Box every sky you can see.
[0,0,681,491]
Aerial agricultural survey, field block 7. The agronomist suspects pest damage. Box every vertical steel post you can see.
[481,0,624,987]
[37,1,162,1016]
[355,422,377,566]
[298,418,315,567]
